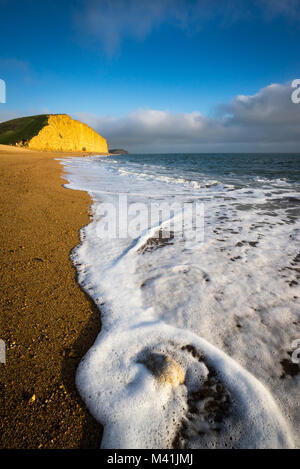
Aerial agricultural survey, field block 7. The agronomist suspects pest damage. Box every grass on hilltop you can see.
[0,115,49,145]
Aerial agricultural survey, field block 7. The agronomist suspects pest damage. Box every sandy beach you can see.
[0,145,102,448]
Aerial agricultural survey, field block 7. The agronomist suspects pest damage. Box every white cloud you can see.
[73,0,177,55]
[259,0,300,20]
[74,0,300,55]
[2,82,300,153]
[73,82,300,152]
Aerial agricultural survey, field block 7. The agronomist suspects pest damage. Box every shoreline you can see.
[0,146,103,448]
[60,153,300,449]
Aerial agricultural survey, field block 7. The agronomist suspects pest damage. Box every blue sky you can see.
[0,0,300,151]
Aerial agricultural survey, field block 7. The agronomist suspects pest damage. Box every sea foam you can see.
[61,154,300,448]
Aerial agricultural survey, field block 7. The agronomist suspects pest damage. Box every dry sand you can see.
[0,145,103,448]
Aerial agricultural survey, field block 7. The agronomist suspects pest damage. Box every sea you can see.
[61,153,300,449]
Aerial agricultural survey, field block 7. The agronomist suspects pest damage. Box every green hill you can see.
[0,115,49,145]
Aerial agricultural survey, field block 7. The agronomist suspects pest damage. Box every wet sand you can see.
[0,145,102,448]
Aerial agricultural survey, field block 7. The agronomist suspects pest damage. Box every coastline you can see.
[0,145,103,448]
[1,147,299,449]
[60,153,300,449]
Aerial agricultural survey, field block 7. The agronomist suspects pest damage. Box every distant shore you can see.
[0,145,102,448]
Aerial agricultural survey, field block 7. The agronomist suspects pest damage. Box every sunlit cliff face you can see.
[26,114,108,153]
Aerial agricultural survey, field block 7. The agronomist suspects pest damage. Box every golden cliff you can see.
[26,114,108,153]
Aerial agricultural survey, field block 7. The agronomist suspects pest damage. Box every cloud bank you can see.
[1,82,299,153]
[73,82,300,153]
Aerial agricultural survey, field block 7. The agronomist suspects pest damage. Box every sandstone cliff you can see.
[0,114,108,153]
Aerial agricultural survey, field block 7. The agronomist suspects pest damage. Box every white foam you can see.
[61,155,300,448]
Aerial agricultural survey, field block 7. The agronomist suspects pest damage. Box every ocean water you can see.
[61,153,300,449]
